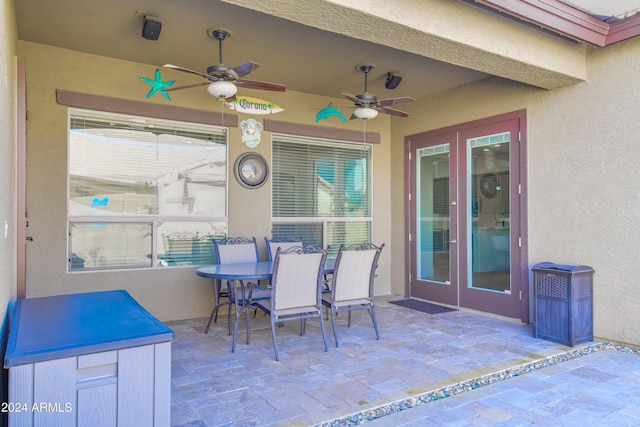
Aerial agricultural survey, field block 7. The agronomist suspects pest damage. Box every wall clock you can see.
[234,152,269,189]
[480,173,497,199]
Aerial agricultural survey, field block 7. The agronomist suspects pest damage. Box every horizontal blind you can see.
[272,136,371,218]
[272,135,372,249]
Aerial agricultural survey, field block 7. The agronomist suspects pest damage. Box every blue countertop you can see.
[4,290,174,367]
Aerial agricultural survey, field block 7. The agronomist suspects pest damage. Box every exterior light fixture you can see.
[207,81,237,99]
[353,107,379,120]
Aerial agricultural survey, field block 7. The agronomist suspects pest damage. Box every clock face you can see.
[480,173,497,199]
[234,152,269,188]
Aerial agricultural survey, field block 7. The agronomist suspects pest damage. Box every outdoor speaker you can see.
[385,72,403,90]
[142,16,162,41]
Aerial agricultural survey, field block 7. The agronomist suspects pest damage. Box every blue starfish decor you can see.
[140,69,175,102]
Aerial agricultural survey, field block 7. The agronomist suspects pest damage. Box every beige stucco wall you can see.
[17,41,393,321]
[391,36,640,346]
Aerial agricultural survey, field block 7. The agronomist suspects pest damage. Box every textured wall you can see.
[391,37,640,347]
[17,41,392,321]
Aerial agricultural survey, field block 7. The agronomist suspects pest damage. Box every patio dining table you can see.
[196,259,335,351]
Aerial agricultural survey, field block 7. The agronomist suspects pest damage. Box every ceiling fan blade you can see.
[163,64,215,80]
[164,82,210,92]
[237,79,285,92]
[233,61,260,79]
[378,96,415,107]
[380,106,410,118]
[341,92,364,104]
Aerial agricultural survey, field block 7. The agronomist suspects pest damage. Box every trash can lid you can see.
[533,262,594,273]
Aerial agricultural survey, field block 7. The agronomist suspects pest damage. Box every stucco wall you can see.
[17,41,393,321]
[391,36,640,346]
[1,0,18,415]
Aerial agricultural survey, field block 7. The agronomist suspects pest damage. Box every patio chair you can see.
[205,237,269,337]
[322,243,385,347]
[255,245,329,361]
[264,236,304,261]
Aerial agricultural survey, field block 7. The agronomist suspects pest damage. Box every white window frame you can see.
[67,109,228,271]
[271,134,373,252]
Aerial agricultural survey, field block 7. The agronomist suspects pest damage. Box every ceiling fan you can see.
[163,27,285,100]
[342,64,414,119]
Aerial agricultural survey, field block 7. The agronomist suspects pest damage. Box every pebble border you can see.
[315,342,640,427]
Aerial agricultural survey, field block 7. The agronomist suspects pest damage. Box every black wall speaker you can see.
[385,73,403,90]
[142,16,162,41]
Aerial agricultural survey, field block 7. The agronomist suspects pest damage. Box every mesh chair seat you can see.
[256,245,329,361]
[322,243,385,347]
[205,237,263,341]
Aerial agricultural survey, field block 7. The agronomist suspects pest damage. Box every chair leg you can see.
[245,302,252,345]
[205,305,218,334]
[213,279,221,323]
[318,312,328,353]
[270,317,280,361]
[226,302,232,335]
[368,304,380,340]
[231,301,241,353]
[330,306,339,347]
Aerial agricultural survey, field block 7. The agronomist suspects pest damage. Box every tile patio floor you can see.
[167,296,640,426]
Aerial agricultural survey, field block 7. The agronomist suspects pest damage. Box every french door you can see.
[406,111,527,321]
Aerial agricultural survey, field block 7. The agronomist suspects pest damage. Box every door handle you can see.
[449,239,457,244]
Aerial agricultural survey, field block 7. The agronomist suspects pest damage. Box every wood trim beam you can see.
[475,0,640,47]
[263,119,380,144]
[474,0,608,46]
[56,90,238,127]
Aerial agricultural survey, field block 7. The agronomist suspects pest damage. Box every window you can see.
[68,110,227,270]
[272,135,372,254]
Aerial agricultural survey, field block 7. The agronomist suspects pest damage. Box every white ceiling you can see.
[14,0,640,105]
[563,0,640,17]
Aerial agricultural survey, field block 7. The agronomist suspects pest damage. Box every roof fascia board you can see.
[474,0,609,46]
[605,15,640,45]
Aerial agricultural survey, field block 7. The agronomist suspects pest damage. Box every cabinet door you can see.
[77,351,117,427]
[118,345,155,426]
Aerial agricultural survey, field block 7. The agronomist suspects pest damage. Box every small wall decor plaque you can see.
[240,118,263,148]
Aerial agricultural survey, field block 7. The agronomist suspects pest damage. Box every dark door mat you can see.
[389,299,458,314]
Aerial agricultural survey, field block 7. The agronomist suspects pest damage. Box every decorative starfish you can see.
[139,69,175,102]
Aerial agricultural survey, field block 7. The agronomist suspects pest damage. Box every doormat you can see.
[389,299,457,314]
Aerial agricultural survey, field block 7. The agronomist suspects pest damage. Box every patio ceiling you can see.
[15,0,640,104]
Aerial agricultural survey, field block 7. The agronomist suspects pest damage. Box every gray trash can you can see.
[533,262,594,346]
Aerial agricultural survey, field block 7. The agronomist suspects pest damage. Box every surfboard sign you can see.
[224,96,284,115]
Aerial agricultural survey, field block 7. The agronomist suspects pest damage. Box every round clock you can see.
[480,173,498,199]
[234,152,269,189]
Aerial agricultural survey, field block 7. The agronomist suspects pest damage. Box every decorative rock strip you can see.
[315,343,640,427]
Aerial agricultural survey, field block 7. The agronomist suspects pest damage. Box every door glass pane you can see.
[416,144,450,283]
[468,133,510,292]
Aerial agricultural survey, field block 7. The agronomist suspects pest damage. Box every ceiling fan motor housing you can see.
[356,93,377,105]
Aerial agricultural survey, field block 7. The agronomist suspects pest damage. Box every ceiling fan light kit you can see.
[207,81,237,98]
[354,107,378,120]
[341,64,414,120]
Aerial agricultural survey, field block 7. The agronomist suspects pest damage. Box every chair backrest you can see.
[271,246,328,311]
[214,237,258,264]
[332,243,385,302]
[265,236,304,261]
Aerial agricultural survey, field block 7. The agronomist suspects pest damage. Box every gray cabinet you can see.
[4,291,173,426]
